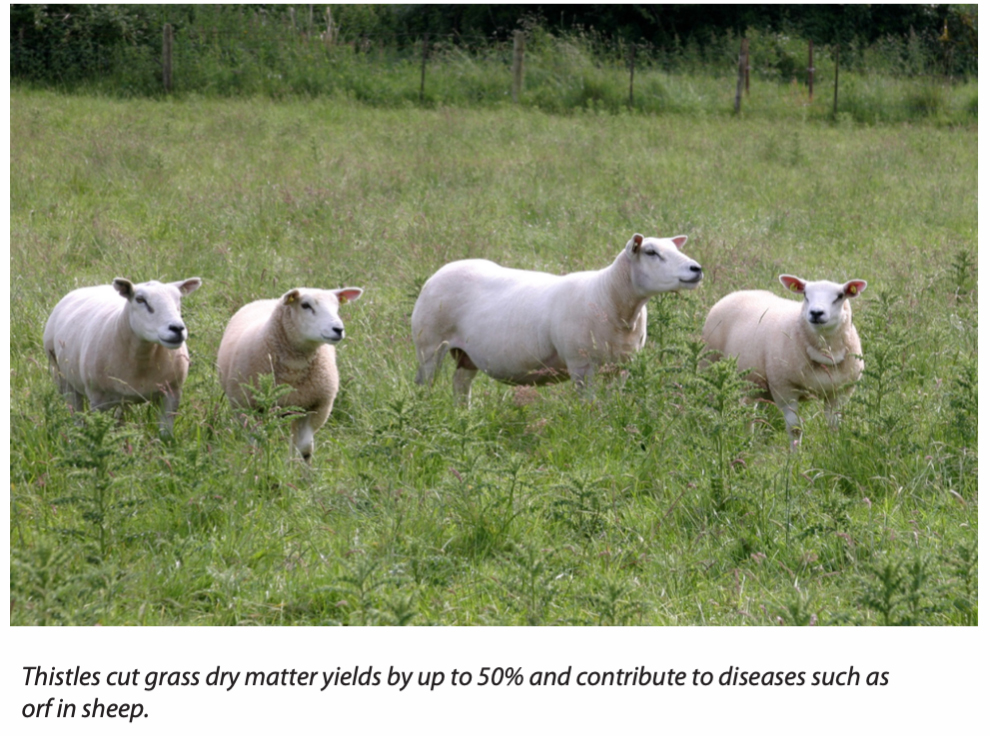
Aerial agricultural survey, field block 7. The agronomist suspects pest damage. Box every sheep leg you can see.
[87,391,128,427]
[49,352,85,414]
[61,385,86,415]
[824,402,840,431]
[160,388,181,436]
[292,414,315,463]
[86,390,114,413]
[771,389,802,449]
[566,361,595,396]
[824,388,853,431]
[450,348,477,406]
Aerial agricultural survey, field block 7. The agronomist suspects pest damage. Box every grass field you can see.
[9,89,977,625]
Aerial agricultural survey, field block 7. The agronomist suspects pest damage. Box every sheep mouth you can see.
[160,336,186,347]
[321,334,344,343]
[679,275,703,285]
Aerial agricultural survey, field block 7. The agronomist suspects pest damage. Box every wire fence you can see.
[10,8,977,124]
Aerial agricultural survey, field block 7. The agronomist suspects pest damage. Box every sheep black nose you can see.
[332,326,344,338]
[809,310,825,322]
[168,323,185,336]
[690,265,703,274]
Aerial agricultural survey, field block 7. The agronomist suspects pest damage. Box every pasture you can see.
[9,89,977,625]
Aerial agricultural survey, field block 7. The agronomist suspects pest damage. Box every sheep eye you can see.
[135,296,153,312]
[834,293,844,303]
[301,302,314,312]
[647,250,665,261]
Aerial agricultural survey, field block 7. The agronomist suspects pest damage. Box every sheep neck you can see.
[803,312,852,366]
[806,343,847,366]
[269,310,321,379]
[596,251,649,331]
[114,308,170,371]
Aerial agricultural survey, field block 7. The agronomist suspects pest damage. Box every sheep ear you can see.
[334,287,364,305]
[173,278,202,297]
[282,289,301,305]
[113,278,135,299]
[844,280,867,298]
[627,233,644,254]
[670,235,688,250]
[779,275,806,294]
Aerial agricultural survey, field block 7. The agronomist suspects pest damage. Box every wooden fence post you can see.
[420,33,429,103]
[808,40,815,101]
[734,37,747,113]
[628,43,636,108]
[512,30,525,103]
[162,23,173,93]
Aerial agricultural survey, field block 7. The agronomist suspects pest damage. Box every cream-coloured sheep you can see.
[217,286,364,461]
[411,233,703,402]
[43,277,203,434]
[702,274,868,446]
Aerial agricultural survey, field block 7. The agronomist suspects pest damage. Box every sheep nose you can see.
[168,323,185,337]
[809,310,825,323]
[690,264,703,275]
[332,326,344,339]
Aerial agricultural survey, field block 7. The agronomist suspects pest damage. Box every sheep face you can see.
[780,275,868,337]
[113,278,202,349]
[626,234,703,296]
[281,287,364,345]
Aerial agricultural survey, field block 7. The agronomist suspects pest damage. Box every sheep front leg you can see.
[824,387,854,431]
[63,385,86,415]
[49,355,85,414]
[160,388,181,436]
[292,414,316,463]
[772,389,803,450]
[452,366,477,406]
[450,348,477,406]
[87,391,128,428]
[566,361,595,398]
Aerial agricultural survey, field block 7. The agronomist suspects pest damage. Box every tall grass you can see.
[13,17,978,126]
[9,90,977,625]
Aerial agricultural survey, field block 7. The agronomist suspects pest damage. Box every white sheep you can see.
[702,274,868,446]
[216,286,364,462]
[43,277,203,434]
[411,233,703,402]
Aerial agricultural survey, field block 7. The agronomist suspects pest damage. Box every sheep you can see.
[216,286,364,462]
[43,277,203,435]
[411,233,703,402]
[701,274,868,447]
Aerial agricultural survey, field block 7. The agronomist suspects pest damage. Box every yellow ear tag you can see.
[790,282,800,292]
[848,285,858,295]
[339,296,348,304]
